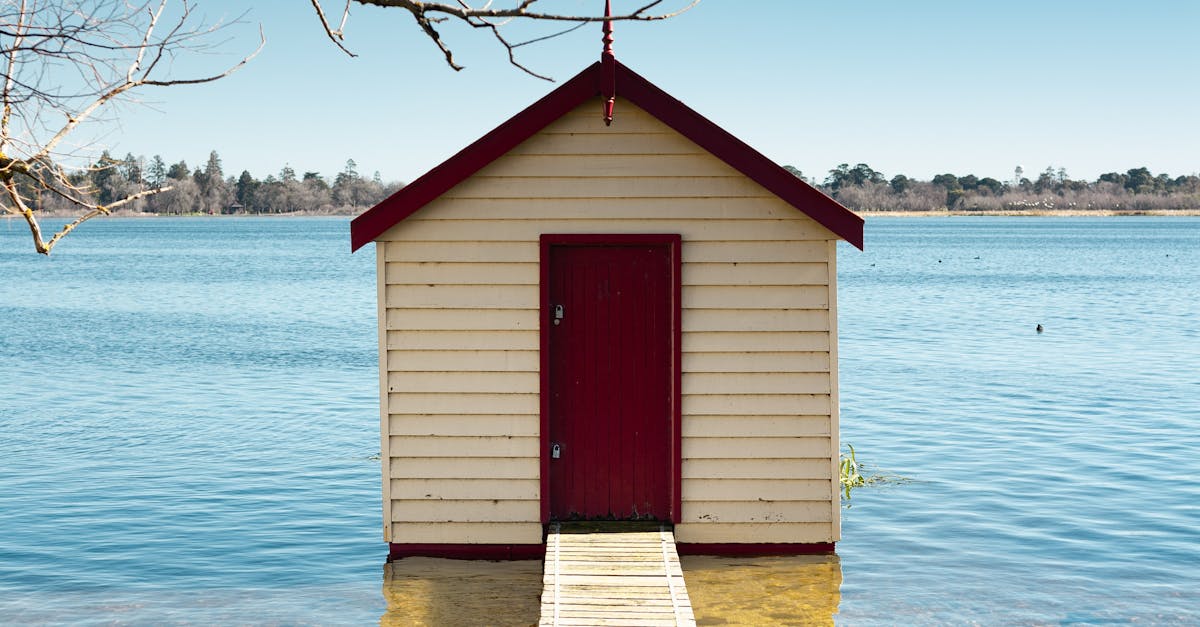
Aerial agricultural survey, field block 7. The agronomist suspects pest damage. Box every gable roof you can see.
[351,60,863,251]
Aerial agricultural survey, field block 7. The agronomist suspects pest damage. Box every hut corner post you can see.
[377,241,392,543]
[827,239,842,541]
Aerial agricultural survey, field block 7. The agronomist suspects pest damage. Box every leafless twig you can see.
[1,0,263,254]
[310,0,699,79]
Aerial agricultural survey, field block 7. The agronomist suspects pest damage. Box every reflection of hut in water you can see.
[381,558,543,626]
[352,33,863,561]
[681,554,842,623]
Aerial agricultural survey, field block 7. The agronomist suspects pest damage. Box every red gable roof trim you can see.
[351,61,863,251]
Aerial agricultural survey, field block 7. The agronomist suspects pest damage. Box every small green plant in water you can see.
[840,444,867,501]
[840,444,912,507]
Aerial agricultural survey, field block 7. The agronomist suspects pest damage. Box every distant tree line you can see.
[30,154,1200,216]
[784,164,1200,213]
[29,151,402,215]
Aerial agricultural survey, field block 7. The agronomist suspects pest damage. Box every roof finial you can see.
[601,0,616,126]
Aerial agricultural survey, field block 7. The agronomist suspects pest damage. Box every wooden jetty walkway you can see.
[539,523,696,626]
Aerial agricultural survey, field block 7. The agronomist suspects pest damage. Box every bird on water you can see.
[1036,324,1044,334]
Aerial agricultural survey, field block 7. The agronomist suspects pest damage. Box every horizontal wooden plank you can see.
[683,436,831,459]
[443,175,772,200]
[385,261,538,285]
[674,522,833,544]
[547,575,687,588]
[682,415,830,438]
[507,130,704,156]
[683,351,830,373]
[390,478,540,500]
[389,456,539,479]
[391,497,537,521]
[682,500,833,524]
[386,308,537,331]
[382,240,537,263]
[682,372,831,395]
[388,392,539,414]
[549,612,681,619]
[683,331,829,353]
[381,219,833,243]
[683,394,830,415]
[387,330,538,351]
[387,371,538,394]
[682,458,832,480]
[683,309,828,333]
[386,284,538,309]
[388,414,538,437]
[549,593,681,602]
[684,262,828,286]
[683,240,830,263]
[682,478,832,501]
[388,521,543,544]
[388,350,539,372]
[415,195,808,221]
[683,285,828,309]
[389,435,539,457]
[552,585,689,598]
[477,152,743,178]
[550,564,684,577]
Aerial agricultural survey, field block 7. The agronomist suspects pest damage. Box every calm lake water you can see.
[1,216,1197,625]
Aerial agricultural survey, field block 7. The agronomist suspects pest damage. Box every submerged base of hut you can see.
[387,527,835,561]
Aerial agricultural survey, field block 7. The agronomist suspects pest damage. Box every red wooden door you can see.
[543,236,678,521]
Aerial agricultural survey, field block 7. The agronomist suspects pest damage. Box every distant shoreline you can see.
[856,209,1200,217]
[7,209,1200,221]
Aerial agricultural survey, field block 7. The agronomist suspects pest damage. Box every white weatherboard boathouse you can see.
[352,51,863,560]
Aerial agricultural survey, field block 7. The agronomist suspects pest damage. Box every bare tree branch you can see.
[310,0,699,79]
[1,0,262,254]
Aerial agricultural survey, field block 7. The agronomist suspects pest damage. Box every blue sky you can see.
[100,1,1199,185]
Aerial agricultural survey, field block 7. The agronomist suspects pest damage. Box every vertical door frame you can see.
[539,233,682,524]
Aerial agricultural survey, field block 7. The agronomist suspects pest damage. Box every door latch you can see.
[551,443,562,459]
[553,304,565,326]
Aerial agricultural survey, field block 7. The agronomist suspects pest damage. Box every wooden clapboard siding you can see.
[386,371,538,393]
[683,437,832,459]
[387,330,538,351]
[682,373,831,395]
[388,415,539,437]
[683,352,830,373]
[390,478,540,501]
[681,459,832,480]
[391,499,538,522]
[388,393,539,415]
[675,522,832,544]
[388,435,540,458]
[682,415,831,438]
[681,479,830,501]
[385,261,538,285]
[683,285,827,309]
[387,350,539,372]
[378,98,839,545]
[682,501,833,524]
[683,331,829,353]
[389,457,539,479]
[685,262,829,285]
[390,522,543,544]
[684,240,829,263]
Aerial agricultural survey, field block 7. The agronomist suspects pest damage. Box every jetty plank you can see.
[539,524,696,626]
